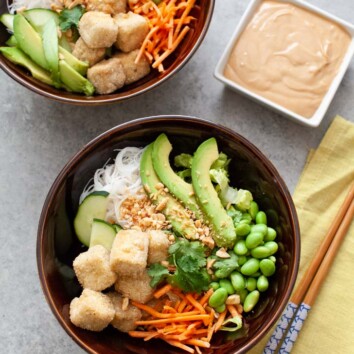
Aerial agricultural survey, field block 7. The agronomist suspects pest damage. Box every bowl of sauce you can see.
[215,0,354,127]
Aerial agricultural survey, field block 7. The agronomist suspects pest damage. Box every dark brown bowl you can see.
[37,116,300,354]
[0,1,214,105]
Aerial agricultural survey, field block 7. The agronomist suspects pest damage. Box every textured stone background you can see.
[0,0,353,353]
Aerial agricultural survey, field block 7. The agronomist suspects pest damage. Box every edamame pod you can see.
[230,271,245,291]
[256,211,267,225]
[249,201,259,220]
[220,279,235,295]
[251,224,267,236]
[235,223,251,237]
[265,227,277,241]
[245,232,264,249]
[260,259,276,276]
[246,277,257,291]
[208,288,228,308]
[257,275,269,292]
[241,258,260,276]
[234,240,248,255]
[251,246,272,259]
[243,290,260,312]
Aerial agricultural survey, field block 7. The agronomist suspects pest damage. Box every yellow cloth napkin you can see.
[250,116,354,354]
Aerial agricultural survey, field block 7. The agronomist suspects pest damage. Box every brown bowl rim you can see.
[0,1,215,106]
[37,115,300,353]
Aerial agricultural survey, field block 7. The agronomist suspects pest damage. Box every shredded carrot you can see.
[129,284,243,352]
[153,284,172,298]
[129,0,197,72]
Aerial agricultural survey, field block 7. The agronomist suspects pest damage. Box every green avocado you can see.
[59,60,94,96]
[140,144,199,240]
[152,134,202,219]
[191,138,236,248]
[13,14,49,70]
[5,35,17,47]
[0,46,54,86]
[59,46,88,76]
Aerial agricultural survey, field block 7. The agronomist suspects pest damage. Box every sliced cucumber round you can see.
[74,191,109,247]
[90,219,117,250]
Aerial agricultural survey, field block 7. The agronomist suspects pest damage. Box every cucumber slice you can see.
[90,219,117,250]
[23,8,59,32]
[113,224,122,233]
[74,191,109,247]
[0,14,14,31]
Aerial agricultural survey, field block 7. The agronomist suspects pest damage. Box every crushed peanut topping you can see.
[216,248,230,258]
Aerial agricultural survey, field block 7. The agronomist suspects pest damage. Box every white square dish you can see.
[214,0,354,127]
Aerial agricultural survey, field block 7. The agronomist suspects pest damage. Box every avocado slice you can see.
[13,14,49,70]
[152,134,202,219]
[23,8,59,31]
[0,13,14,31]
[6,35,17,47]
[59,46,88,76]
[141,144,199,240]
[59,60,94,96]
[191,138,236,248]
[42,18,60,86]
[0,46,54,86]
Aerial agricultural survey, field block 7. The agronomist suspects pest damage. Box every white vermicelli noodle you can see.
[9,0,61,13]
[79,147,145,225]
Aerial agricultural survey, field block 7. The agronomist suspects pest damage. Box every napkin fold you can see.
[250,116,354,354]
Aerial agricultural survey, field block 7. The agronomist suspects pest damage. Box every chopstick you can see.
[263,183,354,354]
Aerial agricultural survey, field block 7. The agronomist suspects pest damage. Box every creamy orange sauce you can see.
[224,0,351,118]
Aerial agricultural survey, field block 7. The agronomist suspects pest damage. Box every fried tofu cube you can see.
[70,289,115,331]
[147,230,170,264]
[114,12,149,52]
[110,229,149,276]
[87,58,126,94]
[115,269,154,304]
[107,292,142,332]
[79,11,118,49]
[73,245,117,291]
[86,0,127,15]
[72,38,106,67]
[114,50,150,85]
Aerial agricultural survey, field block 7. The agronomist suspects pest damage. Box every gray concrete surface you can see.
[0,0,353,353]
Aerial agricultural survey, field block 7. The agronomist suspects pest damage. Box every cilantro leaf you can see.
[59,6,85,32]
[148,263,169,288]
[176,255,200,273]
[170,268,210,293]
[212,252,239,279]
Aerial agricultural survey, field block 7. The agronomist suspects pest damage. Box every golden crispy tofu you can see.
[73,245,117,291]
[114,12,149,53]
[115,269,154,304]
[70,289,115,331]
[114,49,150,85]
[79,11,118,49]
[110,229,149,276]
[87,58,126,94]
[107,292,142,332]
[147,230,170,264]
[72,38,106,67]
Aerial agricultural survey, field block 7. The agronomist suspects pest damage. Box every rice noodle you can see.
[80,147,145,225]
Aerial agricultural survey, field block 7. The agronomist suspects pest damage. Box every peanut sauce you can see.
[224,0,351,118]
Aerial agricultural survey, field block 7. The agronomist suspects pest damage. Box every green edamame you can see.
[245,232,264,249]
[209,282,220,290]
[208,287,228,308]
[251,246,272,259]
[260,259,276,276]
[219,279,235,295]
[249,201,259,220]
[234,240,248,255]
[257,275,269,292]
[243,290,260,312]
[256,211,267,225]
[265,227,277,241]
[215,304,226,313]
[241,213,252,224]
[251,224,267,236]
[237,288,249,304]
[246,277,257,291]
[230,271,245,291]
[235,223,251,237]
[241,258,260,276]
[264,241,279,255]
[238,255,248,266]
[249,271,261,278]
[269,256,276,263]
